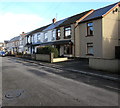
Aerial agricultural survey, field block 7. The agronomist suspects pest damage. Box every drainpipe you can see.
[74,24,76,58]
[74,22,79,58]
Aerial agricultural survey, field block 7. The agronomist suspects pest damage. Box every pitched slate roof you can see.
[27,24,51,36]
[80,2,119,23]
[10,36,20,42]
[57,9,93,27]
[43,18,68,31]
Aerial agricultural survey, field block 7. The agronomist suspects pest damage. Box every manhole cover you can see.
[5,89,24,99]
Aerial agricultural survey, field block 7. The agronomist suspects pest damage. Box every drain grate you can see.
[5,89,24,99]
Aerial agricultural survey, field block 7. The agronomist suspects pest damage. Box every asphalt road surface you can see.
[1,57,120,106]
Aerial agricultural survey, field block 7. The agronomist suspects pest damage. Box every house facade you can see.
[25,18,68,54]
[3,41,9,52]
[53,10,94,57]
[4,2,119,62]
[7,36,20,55]
[19,32,27,53]
[25,25,50,54]
[75,2,120,59]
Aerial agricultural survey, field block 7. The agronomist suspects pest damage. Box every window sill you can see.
[86,35,94,37]
[86,54,94,56]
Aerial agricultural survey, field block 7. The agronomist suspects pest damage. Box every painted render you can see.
[75,4,119,59]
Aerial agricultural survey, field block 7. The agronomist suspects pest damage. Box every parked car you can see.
[0,51,6,57]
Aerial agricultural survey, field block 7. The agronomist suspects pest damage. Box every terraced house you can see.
[25,9,93,57]
[19,32,27,53]
[25,24,50,54]
[75,2,120,60]
[74,2,120,72]
[7,36,20,55]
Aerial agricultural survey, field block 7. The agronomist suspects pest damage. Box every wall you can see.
[59,25,75,57]
[59,27,64,56]
[32,29,56,44]
[89,58,120,73]
[74,25,80,57]
[36,54,51,62]
[78,19,103,58]
[71,24,75,56]
[102,5,119,59]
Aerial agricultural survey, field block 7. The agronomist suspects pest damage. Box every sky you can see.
[0,0,119,42]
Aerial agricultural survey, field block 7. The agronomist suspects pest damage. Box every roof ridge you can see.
[94,2,118,12]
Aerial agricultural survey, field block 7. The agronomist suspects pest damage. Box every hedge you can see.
[36,46,58,58]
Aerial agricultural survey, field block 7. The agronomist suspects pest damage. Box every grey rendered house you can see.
[55,9,94,57]
[25,25,50,54]
[25,18,68,54]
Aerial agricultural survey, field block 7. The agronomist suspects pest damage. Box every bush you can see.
[37,46,58,58]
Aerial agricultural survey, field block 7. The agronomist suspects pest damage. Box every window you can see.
[64,27,71,39]
[37,33,40,41]
[44,32,48,42]
[87,22,93,36]
[64,44,72,54]
[28,36,31,44]
[32,35,35,43]
[57,29,61,40]
[52,30,56,41]
[87,43,94,55]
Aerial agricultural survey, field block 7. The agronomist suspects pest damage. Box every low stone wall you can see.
[15,55,22,58]
[31,54,36,60]
[89,58,120,73]
[36,54,52,62]
[36,53,68,63]
[22,54,31,59]
[15,53,68,63]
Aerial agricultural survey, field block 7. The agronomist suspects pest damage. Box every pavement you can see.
[10,56,120,82]
[2,57,120,106]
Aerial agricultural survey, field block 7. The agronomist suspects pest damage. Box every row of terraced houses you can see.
[3,2,120,72]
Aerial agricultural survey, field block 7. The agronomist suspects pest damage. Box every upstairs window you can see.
[37,33,41,42]
[32,35,35,43]
[87,43,94,55]
[64,27,71,39]
[28,36,31,44]
[87,22,94,36]
[52,30,56,41]
[44,32,48,42]
[57,29,61,40]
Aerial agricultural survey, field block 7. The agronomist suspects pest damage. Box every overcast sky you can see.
[0,0,118,42]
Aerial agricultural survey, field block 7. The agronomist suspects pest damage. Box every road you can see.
[1,57,120,106]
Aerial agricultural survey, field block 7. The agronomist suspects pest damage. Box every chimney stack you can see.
[22,32,25,34]
[52,18,56,23]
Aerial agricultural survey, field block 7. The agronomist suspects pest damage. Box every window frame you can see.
[56,29,61,40]
[86,42,94,56]
[44,32,48,42]
[64,44,72,55]
[87,22,94,36]
[52,30,56,41]
[37,33,41,42]
[64,26,71,39]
